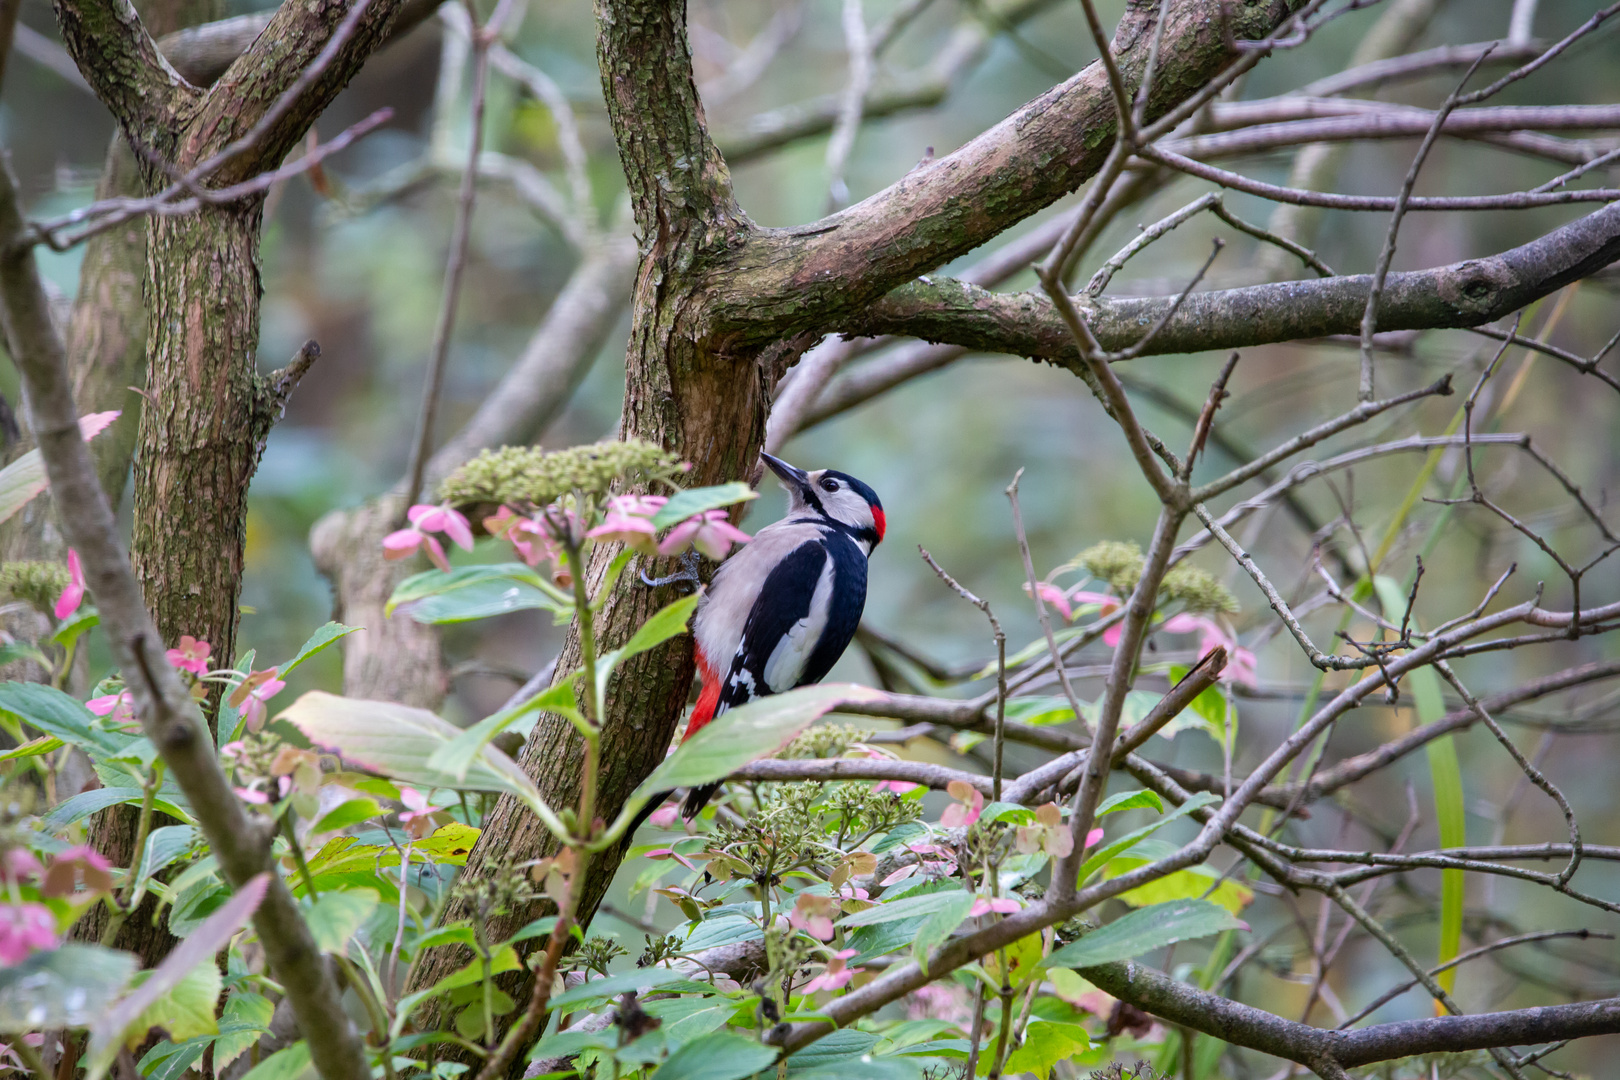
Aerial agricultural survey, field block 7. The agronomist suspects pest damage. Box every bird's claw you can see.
[639,550,703,593]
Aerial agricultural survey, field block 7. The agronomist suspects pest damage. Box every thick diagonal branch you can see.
[837,200,1620,362]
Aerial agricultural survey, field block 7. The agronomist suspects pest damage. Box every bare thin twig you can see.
[404,2,493,509]
[1360,47,1494,401]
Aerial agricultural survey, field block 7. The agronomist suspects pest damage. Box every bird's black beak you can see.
[760,452,810,494]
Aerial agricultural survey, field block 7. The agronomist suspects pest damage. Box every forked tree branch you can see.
[50,0,191,138]
[710,0,1308,337]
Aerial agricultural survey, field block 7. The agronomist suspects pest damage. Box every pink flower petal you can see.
[54,549,85,620]
[657,520,700,557]
[382,529,423,557]
[439,507,474,551]
[0,903,60,964]
[879,865,917,887]
[1084,827,1105,850]
[1103,622,1123,648]
[77,411,121,441]
[421,534,451,572]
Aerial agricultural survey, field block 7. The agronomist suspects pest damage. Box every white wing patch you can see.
[762,554,836,693]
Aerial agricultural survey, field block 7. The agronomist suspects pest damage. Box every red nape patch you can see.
[871,505,887,541]
[684,650,722,740]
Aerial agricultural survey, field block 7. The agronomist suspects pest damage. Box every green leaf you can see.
[627,683,884,820]
[49,610,100,652]
[1043,900,1245,971]
[86,873,270,1080]
[45,787,161,829]
[125,960,222,1049]
[0,681,126,758]
[214,992,275,1072]
[798,1057,923,1080]
[0,640,52,674]
[645,997,738,1046]
[0,945,138,1031]
[1075,792,1219,884]
[527,1028,615,1063]
[425,679,580,782]
[980,802,1035,824]
[135,825,199,886]
[306,888,380,954]
[1096,789,1163,817]
[596,594,699,703]
[1374,576,1465,995]
[838,888,972,929]
[1001,1019,1091,1078]
[783,1029,881,1074]
[650,482,758,529]
[844,882,961,964]
[0,734,64,761]
[1103,842,1252,915]
[911,890,977,973]
[0,445,51,525]
[387,563,572,623]
[393,946,524,1035]
[278,621,361,676]
[278,691,565,837]
[549,967,701,1009]
[311,797,384,834]
[238,1041,311,1080]
[651,1029,778,1080]
[651,1029,777,1080]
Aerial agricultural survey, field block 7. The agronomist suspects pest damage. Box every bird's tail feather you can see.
[682,782,721,820]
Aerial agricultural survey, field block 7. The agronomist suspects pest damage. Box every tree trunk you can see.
[131,197,268,675]
[404,3,766,1059]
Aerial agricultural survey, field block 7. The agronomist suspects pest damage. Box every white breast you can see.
[692,518,825,673]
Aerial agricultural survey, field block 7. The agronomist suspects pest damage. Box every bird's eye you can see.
[820,478,839,492]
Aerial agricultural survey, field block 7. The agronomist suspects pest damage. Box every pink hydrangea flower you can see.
[587,511,659,555]
[86,690,136,728]
[230,669,287,732]
[658,510,751,561]
[788,894,838,941]
[165,635,212,676]
[1026,582,1121,641]
[969,896,1022,918]
[383,504,474,572]
[605,494,667,518]
[41,845,113,897]
[54,549,86,620]
[1160,614,1258,688]
[398,787,444,839]
[872,778,919,795]
[0,903,59,964]
[940,780,984,829]
[0,848,42,884]
[802,948,860,994]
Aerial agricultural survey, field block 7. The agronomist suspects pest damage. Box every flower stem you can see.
[100,759,162,947]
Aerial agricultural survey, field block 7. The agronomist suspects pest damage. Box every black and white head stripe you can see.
[761,454,886,550]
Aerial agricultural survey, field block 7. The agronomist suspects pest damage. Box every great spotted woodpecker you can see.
[633,452,885,833]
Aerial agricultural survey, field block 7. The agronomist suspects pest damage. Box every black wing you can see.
[796,529,867,688]
[719,539,828,712]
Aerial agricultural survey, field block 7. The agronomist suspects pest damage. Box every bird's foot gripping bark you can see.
[639,549,703,592]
